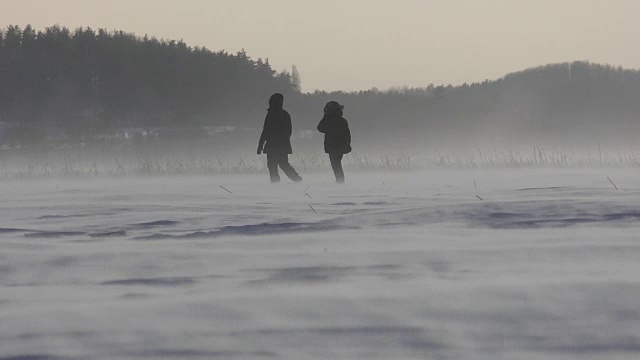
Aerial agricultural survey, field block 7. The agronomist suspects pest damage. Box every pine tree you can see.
[291,65,302,92]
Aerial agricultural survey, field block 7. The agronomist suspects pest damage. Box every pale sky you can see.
[2,0,639,92]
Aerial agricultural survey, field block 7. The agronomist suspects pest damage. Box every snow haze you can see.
[1,169,639,359]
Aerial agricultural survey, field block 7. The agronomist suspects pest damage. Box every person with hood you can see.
[317,101,351,183]
[257,93,302,183]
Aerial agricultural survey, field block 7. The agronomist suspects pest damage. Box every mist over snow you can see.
[1,169,640,359]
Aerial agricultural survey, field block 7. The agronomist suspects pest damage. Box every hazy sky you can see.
[2,0,639,92]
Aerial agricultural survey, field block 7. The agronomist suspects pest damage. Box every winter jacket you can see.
[258,94,293,154]
[317,114,351,154]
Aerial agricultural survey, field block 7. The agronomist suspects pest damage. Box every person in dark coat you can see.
[257,93,302,183]
[317,101,351,183]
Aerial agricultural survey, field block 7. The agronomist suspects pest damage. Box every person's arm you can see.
[257,115,269,154]
[317,117,327,133]
[285,111,292,138]
[344,119,351,146]
[342,118,352,153]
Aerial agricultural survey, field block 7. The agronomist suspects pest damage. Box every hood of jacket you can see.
[323,101,344,116]
[268,93,284,110]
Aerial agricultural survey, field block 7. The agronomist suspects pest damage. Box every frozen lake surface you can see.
[1,168,639,359]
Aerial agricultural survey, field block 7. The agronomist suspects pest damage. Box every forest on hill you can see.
[0,25,298,145]
[293,61,640,148]
[1,25,639,150]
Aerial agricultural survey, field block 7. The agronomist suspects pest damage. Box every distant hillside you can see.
[1,24,639,149]
[0,25,298,144]
[288,61,640,148]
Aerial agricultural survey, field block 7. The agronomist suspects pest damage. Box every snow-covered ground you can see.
[1,168,639,359]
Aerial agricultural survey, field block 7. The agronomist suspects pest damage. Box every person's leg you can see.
[329,153,344,183]
[278,154,302,182]
[266,153,280,182]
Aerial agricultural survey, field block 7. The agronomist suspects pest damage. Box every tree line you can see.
[0,25,297,144]
[287,61,640,148]
[2,24,640,149]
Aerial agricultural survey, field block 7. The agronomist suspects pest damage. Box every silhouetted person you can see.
[317,101,351,183]
[257,93,302,183]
